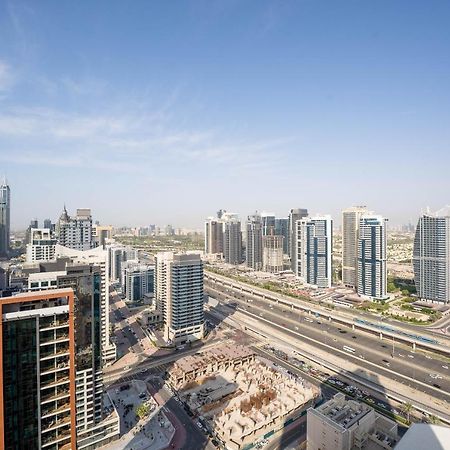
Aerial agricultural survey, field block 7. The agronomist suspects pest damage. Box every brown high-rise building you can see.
[0,289,76,450]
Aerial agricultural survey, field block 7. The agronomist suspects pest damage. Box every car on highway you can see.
[442,365,448,370]
[408,354,414,359]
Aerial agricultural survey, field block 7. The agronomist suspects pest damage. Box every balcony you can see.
[41,401,71,418]
[41,429,71,447]
[40,335,70,346]
[40,362,70,376]
[41,376,70,390]
[41,389,70,404]
[42,415,71,433]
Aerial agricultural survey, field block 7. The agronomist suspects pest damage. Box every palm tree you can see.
[428,415,440,425]
[402,402,413,423]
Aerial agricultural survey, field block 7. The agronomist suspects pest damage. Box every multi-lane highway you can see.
[205,272,450,354]
[205,282,450,406]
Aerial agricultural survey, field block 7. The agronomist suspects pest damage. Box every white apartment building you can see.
[413,207,450,304]
[155,252,205,344]
[307,393,398,450]
[55,244,116,364]
[296,215,333,288]
[57,207,96,251]
[26,228,57,263]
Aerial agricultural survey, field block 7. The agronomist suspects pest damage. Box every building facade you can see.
[0,289,77,450]
[204,218,224,256]
[289,208,308,271]
[246,214,263,270]
[275,217,289,255]
[413,208,450,303]
[57,207,96,251]
[155,252,205,344]
[307,393,398,450]
[223,213,242,265]
[296,216,333,288]
[261,213,276,236]
[357,215,387,300]
[26,228,57,263]
[262,234,284,273]
[342,206,369,288]
[122,263,154,302]
[0,179,10,257]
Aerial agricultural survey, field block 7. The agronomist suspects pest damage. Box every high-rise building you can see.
[296,215,333,288]
[357,215,387,300]
[0,179,11,257]
[261,212,276,236]
[342,206,369,288]
[289,208,308,271]
[43,218,53,230]
[57,207,95,251]
[122,262,154,302]
[155,252,204,344]
[0,288,77,450]
[246,213,263,270]
[22,262,120,448]
[204,217,224,256]
[55,244,116,364]
[223,213,242,265]
[413,207,450,304]
[262,232,284,273]
[26,228,57,263]
[275,217,289,254]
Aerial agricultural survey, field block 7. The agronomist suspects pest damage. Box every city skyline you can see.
[1,1,450,228]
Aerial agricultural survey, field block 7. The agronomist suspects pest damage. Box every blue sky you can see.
[0,0,449,229]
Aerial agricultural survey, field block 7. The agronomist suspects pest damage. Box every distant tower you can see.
[246,213,263,270]
[222,213,242,265]
[357,215,388,300]
[261,212,276,236]
[204,217,224,256]
[296,215,333,288]
[263,229,284,273]
[57,207,95,250]
[0,178,10,257]
[289,208,308,271]
[413,206,450,303]
[342,206,369,288]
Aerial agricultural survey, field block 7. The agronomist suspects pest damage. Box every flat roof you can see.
[394,424,450,450]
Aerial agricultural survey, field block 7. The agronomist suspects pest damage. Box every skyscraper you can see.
[0,288,77,450]
[342,206,369,288]
[222,213,242,265]
[413,207,450,304]
[21,262,120,448]
[155,252,205,344]
[261,212,276,236]
[0,179,10,257]
[57,207,95,251]
[246,213,263,270]
[204,217,224,256]
[289,208,308,271]
[296,216,333,288]
[262,232,284,273]
[275,217,289,254]
[43,218,53,230]
[357,215,387,300]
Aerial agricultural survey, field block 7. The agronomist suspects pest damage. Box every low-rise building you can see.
[307,393,399,450]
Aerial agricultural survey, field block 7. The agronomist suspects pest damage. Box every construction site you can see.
[167,344,321,449]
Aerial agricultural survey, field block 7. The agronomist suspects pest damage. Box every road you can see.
[147,377,211,450]
[205,271,450,351]
[205,283,450,404]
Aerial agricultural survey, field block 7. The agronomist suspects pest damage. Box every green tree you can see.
[428,415,440,425]
[135,403,150,420]
[401,402,413,423]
